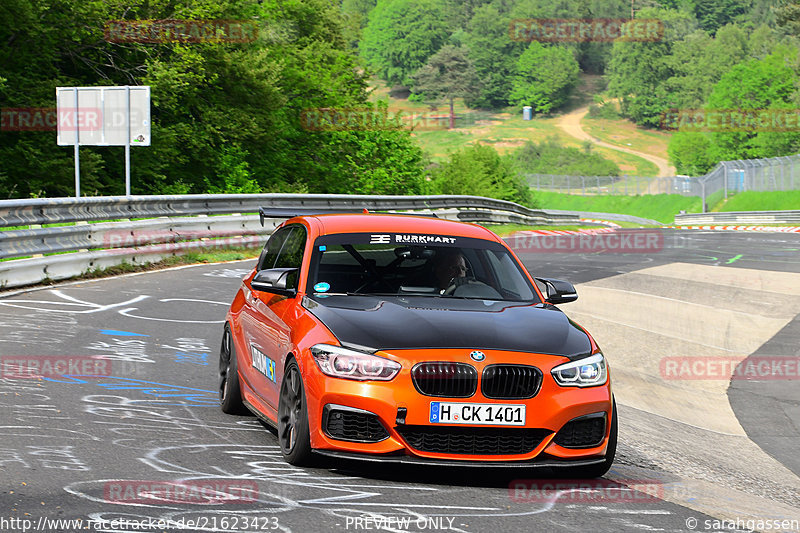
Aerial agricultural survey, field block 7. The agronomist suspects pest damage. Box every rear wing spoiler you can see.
[258,207,440,226]
[258,207,367,226]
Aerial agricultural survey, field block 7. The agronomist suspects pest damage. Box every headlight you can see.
[551,353,607,387]
[310,344,401,381]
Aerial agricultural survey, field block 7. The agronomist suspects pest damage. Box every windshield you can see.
[308,233,539,302]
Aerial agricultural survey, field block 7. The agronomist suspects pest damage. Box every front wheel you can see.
[219,324,247,415]
[278,360,313,465]
[560,398,617,479]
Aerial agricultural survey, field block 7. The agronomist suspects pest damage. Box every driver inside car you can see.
[432,250,468,290]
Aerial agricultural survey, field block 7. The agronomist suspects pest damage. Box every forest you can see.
[1,0,799,199]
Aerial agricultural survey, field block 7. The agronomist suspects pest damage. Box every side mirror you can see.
[251,268,298,297]
[535,277,578,304]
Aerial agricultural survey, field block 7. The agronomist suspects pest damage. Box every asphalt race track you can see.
[1,229,799,533]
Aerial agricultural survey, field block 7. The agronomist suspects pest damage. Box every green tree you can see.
[608,7,698,127]
[440,0,494,32]
[664,24,748,109]
[744,0,780,28]
[300,104,427,195]
[462,4,524,108]
[509,0,627,74]
[713,23,750,62]
[748,24,781,59]
[342,0,378,30]
[667,131,715,174]
[205,145,262,194]
[0,0,427,198]
[360,0,449,87]
[777,0,800,35]
[509,0,591,21]
[460,0,610,109]
[341,0,378,48]
[692,0,751,33]
[509,42,580,113]
[429,144,533,205]
[510,137,622,176]
[411,45,480,129]
[705,50,800,160]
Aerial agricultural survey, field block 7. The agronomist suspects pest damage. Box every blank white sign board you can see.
[56,86,150,146]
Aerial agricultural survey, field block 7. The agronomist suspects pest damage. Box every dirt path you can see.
[557,105,675,178]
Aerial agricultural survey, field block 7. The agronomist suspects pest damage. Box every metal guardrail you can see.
[0,194,580,289]
[0,193,578,227]
[0,215,267,258]
[674,210,800,225]
[545,210,663,226]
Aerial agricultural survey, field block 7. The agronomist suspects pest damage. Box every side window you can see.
[273,225,307,289]
[257,227,292,271]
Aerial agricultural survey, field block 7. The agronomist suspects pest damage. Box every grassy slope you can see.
[580,99,672,163]
[715,190,800,212]
[368,77,661,176]
[534,190,800,223]
[534,191,702,223]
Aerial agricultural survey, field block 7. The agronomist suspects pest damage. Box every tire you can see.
[219,324,247,415]
[560,398,617,479]
[278,359,314,465]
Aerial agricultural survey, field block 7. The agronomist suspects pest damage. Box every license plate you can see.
[429,402,526,426]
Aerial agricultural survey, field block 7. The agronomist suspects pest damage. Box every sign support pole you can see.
[125,86,131,196]
[73,87,80,198]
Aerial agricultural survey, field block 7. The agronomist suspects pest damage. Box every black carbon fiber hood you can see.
[303,295,592,358]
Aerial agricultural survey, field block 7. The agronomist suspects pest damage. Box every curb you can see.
[580,218,623,229]
[667,225,800,233]
[511,226,617,237]
[512,218,621,236]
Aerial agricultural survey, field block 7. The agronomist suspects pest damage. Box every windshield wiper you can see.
[311,292,396,297]
[436,295,501,300]
[311,292,529,303]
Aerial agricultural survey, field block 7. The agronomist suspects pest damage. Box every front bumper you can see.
[303,348,613,463]
[312,449,607,468]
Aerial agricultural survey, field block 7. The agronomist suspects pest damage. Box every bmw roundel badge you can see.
[469,350,486,362]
